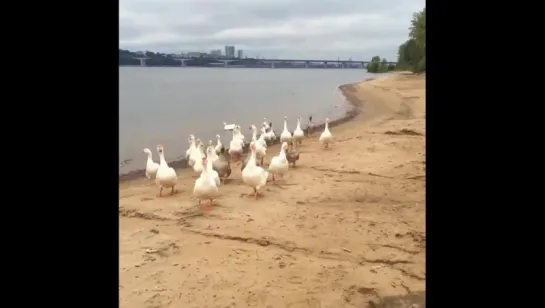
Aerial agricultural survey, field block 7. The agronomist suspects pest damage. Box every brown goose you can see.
[286,141,300,168]
[212,147,232,184]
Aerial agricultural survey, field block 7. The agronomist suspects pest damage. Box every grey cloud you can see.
[120,0,425,61]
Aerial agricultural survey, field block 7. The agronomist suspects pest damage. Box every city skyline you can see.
[120,0,425,61]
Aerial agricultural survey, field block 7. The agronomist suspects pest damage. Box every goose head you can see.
[208,140,213,146]
[157,144,164,154]
[143,148,152,155]
[281,142,289,151]
[216,134,221,141]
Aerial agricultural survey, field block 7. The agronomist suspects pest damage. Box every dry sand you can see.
[119,73,426,308]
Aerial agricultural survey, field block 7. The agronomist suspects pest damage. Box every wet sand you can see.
[119,73,426,308]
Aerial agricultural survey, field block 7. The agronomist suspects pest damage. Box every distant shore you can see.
[118,82,363,182]
[119,64,367,69]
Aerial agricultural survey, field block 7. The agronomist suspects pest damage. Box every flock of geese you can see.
[142,116,334,210]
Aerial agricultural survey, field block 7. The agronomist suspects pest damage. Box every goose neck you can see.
[248,149,257,167]
[159,152,167,166]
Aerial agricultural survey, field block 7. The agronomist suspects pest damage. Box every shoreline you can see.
[118,81,365,183]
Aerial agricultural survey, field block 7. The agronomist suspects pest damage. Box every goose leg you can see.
[272,174,276,184]
[157,187,163,197]
[254,188,258,200]
[171,186,175,195]
[261,158,264,166]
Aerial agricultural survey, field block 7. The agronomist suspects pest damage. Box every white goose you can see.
[262,118,270,130]
[319,117,333,148]
[234,125,246,144]
[188,138,202,167]
[143,148,159,183]
[214,134,223,155]
[228,127,244,162]
[265,123,277,142]
[193,156,219,211]
[293,117,305,145]
[192,142,206,174]
[242,142,269,200]
[206,140,219,164]
[260,126,270,142]
[185,134,196,162]
[268,142,290,184]
[250,125,267,166]
[155,144,178,197]
[204,147,221,186]
[280,116,293,144]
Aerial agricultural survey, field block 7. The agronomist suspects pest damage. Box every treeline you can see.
[366,57,396,73]
[119,49,181,66]
[365,7,425,74]
[396,7,426,73]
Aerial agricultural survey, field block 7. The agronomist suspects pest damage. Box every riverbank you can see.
[119,73,426,308]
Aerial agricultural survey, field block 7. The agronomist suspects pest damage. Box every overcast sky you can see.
[120,0,425,61]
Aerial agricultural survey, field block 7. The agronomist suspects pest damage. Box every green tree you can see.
[396,6,426,73]
[366,56,395,73]
[410,8,426,50]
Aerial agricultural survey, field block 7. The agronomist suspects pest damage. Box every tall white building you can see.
[237,49,243,59]
[225,45,235,58]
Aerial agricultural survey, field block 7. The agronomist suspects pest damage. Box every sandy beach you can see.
[119,73,426,308]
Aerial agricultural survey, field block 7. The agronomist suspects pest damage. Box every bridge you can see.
[171,56,395,69]
[133,57,150,66]
[134,55,396,68]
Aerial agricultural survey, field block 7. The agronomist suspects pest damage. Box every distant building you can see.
[237,49,243,59]
[225,45,235,58]
[209,49,222,57]
[186,52,207,58]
